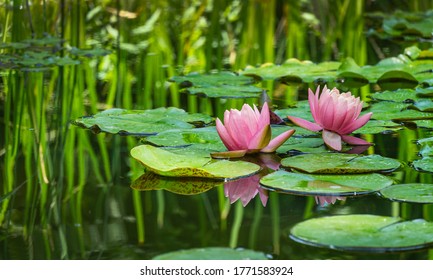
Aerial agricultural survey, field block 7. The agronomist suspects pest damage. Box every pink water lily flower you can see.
[287,86,373,151]
[215,102,295,157]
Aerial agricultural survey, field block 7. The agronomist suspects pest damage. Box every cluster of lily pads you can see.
[0,35,110,71]
[73,45,433,255]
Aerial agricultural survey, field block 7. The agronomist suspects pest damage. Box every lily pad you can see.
[380,184,433,203]
[412,157,433,173]
[367,101,433,121]
[281,153,401,174]
[370,89,420,102]
[131,172,221,195]
[130,145,260,179]
[152,247,269,260]
[260,170,393,196]
[290,214,433,253]
[73,107,212,135]
[169,71,262,98]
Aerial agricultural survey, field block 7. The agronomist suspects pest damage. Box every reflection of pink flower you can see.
[216,102,294,156]
[287,86,372,151]
[315,196,346,206]
[225,175,268,207]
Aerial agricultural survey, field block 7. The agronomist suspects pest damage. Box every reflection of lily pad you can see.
[130,145,260,179]
[73,107,212,135]
[260,170,393,196]
[290,214,433,253]
[131,172,221,195]
[281,153,401,174]
[169,71,262,98]
[153,247,268,260]
[380,184,433,203]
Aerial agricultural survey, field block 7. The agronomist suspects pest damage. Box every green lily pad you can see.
[380,184,433,203]
[130,145,260,179]
[260,170,393,196]
[412,157,433,173]
[242,59,340,84]
[281,153,401,174]
[153,247,269,260]
[408,99,433,112]
[131,172,222,195]
[169,71,262,98]
[276,137,327,154]
[370,89,420,102]
[367,101,433,121]
[290,214,433,253]
[73,107,213,135]
[353,119,402,134]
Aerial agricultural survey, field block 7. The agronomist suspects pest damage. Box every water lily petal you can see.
[322,129,342,151]
[339,112,373,134]
[216,118,239,150]
[341,135,372,146]
[261,129,295,153]
[287,116,323,132]
[258,102,270,129]
[247,124,271,151]
[309,87,320,122]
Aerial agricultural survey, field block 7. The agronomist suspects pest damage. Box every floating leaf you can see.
[153,247,268,260]
[412,157,433,173]
[370,89,420,102]
[260,170,393,196]
[242,59,340,84]
[169,71,262,98]
[281,153,401,174]
[73,107,212,135]
[131,172,221,195]
[130,145,260,179]
[408,99,433,112]
[276,137,327,154]
[380,184,433,203]
[290,214,433,253]
[367,101,433,121]
[69,47,111,57]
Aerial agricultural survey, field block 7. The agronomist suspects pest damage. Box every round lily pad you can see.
[281,153,401,174]
[412,157,433,173]
[380,184,433,203]
[152,247,269,260]
[130,145,260,179]
[73,107,212,135]
[290,214,433,253]
[260,170,393,196]
[131,172,222,195]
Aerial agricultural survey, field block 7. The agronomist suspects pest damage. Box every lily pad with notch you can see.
[281,153,401,174]
[290,214,433,253]
[260,170,393,196]
[130,145,260,179]
[73,107,213,135]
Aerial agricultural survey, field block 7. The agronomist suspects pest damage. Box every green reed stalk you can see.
[270,192,280,255]
[229,201,244,248]
[248,198,263,249]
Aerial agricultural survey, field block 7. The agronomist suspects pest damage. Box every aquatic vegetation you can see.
[287,86,372,151]
[214,102,295,157]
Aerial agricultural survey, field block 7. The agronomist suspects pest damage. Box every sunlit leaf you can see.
[130,145,260,179]
[260,170,393,195]
[281,153,401,174]
[73,107,213,135]
[290,215,433,253]
[380,184,433,203]
[153,247,269,260]
[169,71,262,98]
[131,172,221,195]
[367,101,433,121]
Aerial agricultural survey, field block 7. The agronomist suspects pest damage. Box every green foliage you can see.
[281,153,401,174]
[260,170,393,195]
[152,247,269,260]
[290,215,433,253]
[380,184,433,203]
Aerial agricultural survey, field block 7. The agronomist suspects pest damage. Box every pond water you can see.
[1,1,433,260]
